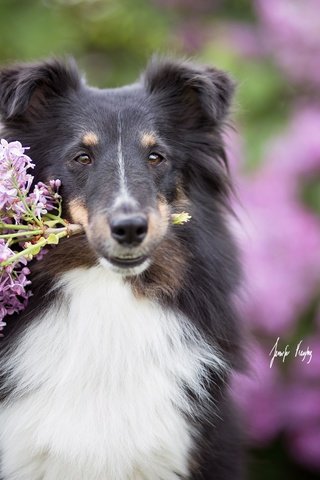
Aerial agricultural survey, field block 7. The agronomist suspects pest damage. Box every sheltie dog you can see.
[0,57,245,479]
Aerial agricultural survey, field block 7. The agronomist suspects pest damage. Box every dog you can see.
[0,57,245,479]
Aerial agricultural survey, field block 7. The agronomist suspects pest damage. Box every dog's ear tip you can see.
[204,66,236,119]
[0,66,20,119]
[0,57,82,121]
[143,58,235,123]
[207,65,236,90]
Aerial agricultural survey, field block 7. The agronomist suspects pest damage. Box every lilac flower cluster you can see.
[230,108,320,470]
[29,179,62,218]
[234,109,320,335]
[0,240,31,332]
[255,0,320,88]
[0,139,61,222]
[0,140,62,331]
[0,139,34,220]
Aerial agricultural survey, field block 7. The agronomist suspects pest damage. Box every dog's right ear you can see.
[0,58,82,121]
[144,58,235,130]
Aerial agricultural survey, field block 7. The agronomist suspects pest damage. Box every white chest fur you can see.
[0,266,224,480]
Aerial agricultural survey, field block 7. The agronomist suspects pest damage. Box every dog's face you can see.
[0,58,234,277]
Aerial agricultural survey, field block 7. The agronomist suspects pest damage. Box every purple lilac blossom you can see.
[236,179,320,335]
[0,139,34,182]
[0,139,34,222]
[0,140,61,222]
[0,239,31,331]
[29,179,61,216]
[0,139,61,330]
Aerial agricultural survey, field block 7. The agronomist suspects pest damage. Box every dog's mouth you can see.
[108,255,148,269]
[99,252,151,276]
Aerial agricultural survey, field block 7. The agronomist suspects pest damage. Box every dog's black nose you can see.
[110,214,148,246]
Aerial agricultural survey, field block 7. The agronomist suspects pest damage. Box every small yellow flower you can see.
[171,212,192,225]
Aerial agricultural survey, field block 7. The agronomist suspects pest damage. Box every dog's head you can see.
[0,57,234,277]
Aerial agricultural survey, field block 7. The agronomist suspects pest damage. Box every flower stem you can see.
[0,223,37,231]
[0,223,84,268]
[0,229,43,239]
[0,238,48,267]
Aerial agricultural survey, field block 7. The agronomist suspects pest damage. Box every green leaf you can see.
[46,233,60,245]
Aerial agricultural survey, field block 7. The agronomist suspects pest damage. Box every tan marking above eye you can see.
[82,132,99,147]
[141,132,157,148]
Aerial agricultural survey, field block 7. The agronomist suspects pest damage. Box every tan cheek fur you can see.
[86,212,114,254]
[146,199,170,243]
[68,203,112,263]
[69,199,89,228]
[31,198,96,276]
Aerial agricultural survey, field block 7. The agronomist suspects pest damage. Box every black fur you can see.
[0,57,245,479]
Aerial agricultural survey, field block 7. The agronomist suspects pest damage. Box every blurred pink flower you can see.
[231,342,283,444]
[288,427,320,471]
[236,186,320,334]
[234,107,320,335]
[263,106,320,181]
[283,381,320,471]
[283,386,320,429]
[230,101,320,470]
[221,22,266,58]
[255,0,320,87]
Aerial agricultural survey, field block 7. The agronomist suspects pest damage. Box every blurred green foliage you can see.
[0,0,291,171]
[0,0,173,85]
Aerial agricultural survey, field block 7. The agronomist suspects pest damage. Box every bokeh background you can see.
[0,0,320,478]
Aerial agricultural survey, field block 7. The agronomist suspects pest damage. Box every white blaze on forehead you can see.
[117,112,128,197]
[114,112,139,209]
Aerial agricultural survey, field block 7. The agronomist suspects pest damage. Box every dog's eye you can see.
[148,152,165,166]
[75,154,92,166]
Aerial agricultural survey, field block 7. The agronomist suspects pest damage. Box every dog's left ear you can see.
[0,58,82,121]
[143,58,235,129]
